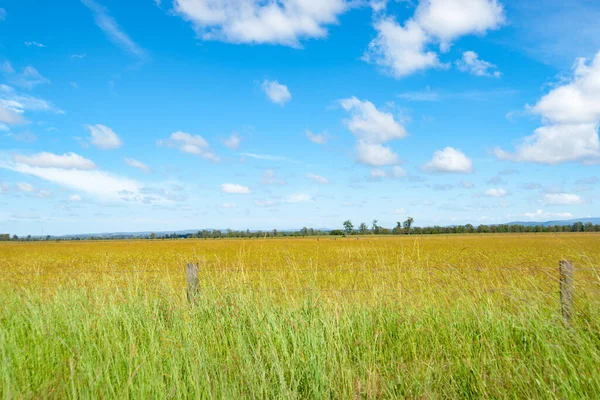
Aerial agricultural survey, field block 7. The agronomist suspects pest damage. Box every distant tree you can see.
[150,233,156,239]
[343,220,354,235]
[272,229,278,237]
[359,222,368,235]
[12,235,18,241]
[403,217,414,234]
[372,219,379,234]
[330,229,344,236]
[392,222,403,235]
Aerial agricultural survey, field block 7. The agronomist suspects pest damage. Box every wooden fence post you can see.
[186,262,199,304]
[559,260,574,323]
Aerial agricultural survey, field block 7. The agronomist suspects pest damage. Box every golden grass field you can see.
[2,233,599,302]
[1,233,600,398]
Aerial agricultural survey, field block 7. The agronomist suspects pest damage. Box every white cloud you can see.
[69,194,82,202]
[484,188,507,197]
[307,173,329,184]
[16,182,35,192]
[524,209,574,220]
[1,162,162,203]
[393,207,406,214]
[0,104,24,125]
[391,166,407,178]
[369,168,387,179]
[542,193,583,205]
[340,97,407,143]
[82,0,147,59]
[1,62,50,89]
[306,130,327,144]
[25,41,46,48]
[460,180,474,188]
[71,54,86,59]
[12,152,96,170]
[416,0,505,50]
[221,183,251,194]
[495,51,600,164]
[356,141,399,166]
[423,147,473,173]
[364,19,441,78]
[261,169,286,185]
[456,51,500,77]
[223,132,240,150]
[0,84,61,116]
[241,152,287,161]
[86,124,123,149]
[254,199,278,207]
[284,193,313,203]
[173,0,348,47]
[397,86,440,101]
[219,202,237,209]
[159,131,220,162]
[364,0,504,77]
[261,80,291,105]
[124,157,151,173]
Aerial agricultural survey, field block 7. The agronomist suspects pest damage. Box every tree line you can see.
[2,219,600,241]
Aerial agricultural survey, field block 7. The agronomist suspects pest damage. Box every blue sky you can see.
[1,0,600,235]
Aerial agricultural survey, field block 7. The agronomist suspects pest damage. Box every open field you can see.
[1,234,600,398]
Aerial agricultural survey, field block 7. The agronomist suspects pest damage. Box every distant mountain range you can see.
[39,217,600,239]
[502,218,600,227]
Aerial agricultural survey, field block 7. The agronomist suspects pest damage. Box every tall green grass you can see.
[2,283,600,399]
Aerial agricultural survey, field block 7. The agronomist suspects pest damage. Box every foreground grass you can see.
[1,284,600,399]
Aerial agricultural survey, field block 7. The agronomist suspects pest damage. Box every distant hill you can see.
[25,218,600,239]
[503,218,600,227]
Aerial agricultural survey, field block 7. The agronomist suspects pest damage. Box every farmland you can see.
[1,234,600,398]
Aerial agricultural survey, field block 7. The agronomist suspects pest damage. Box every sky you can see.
[1,0,600,236]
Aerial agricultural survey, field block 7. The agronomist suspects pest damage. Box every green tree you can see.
[343,220,354,235]
[403,217,414,234]
[372,219,379,234]
[359,222,368,235]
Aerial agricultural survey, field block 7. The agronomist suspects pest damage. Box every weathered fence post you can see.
[186,262,199,304]
[559,260,574,323]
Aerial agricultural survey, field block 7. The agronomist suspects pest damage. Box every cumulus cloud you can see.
[456,51,500,77]
[306,130,327,144]
[173,0,349,47]
[12,152,96,170]
[423,147,473,173]
[223,132,241,149]
[0,104,24,125]
[307,173,329,184]
[221,183,251,194]
[86,124,123,149]
[369,168,387,179]
[364,0,504,78]
[495,51,600,164]
[81,0,147,60]
[542,193,583,205]
[356,141,399,166]
[124,157,151,173]
[391,165,407,178]
[69,194,82,202]
[158,131,219,162]
[262,80,291,105]
[340,97,406,143]
[340,97,407,166]
[484,188,507,197]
